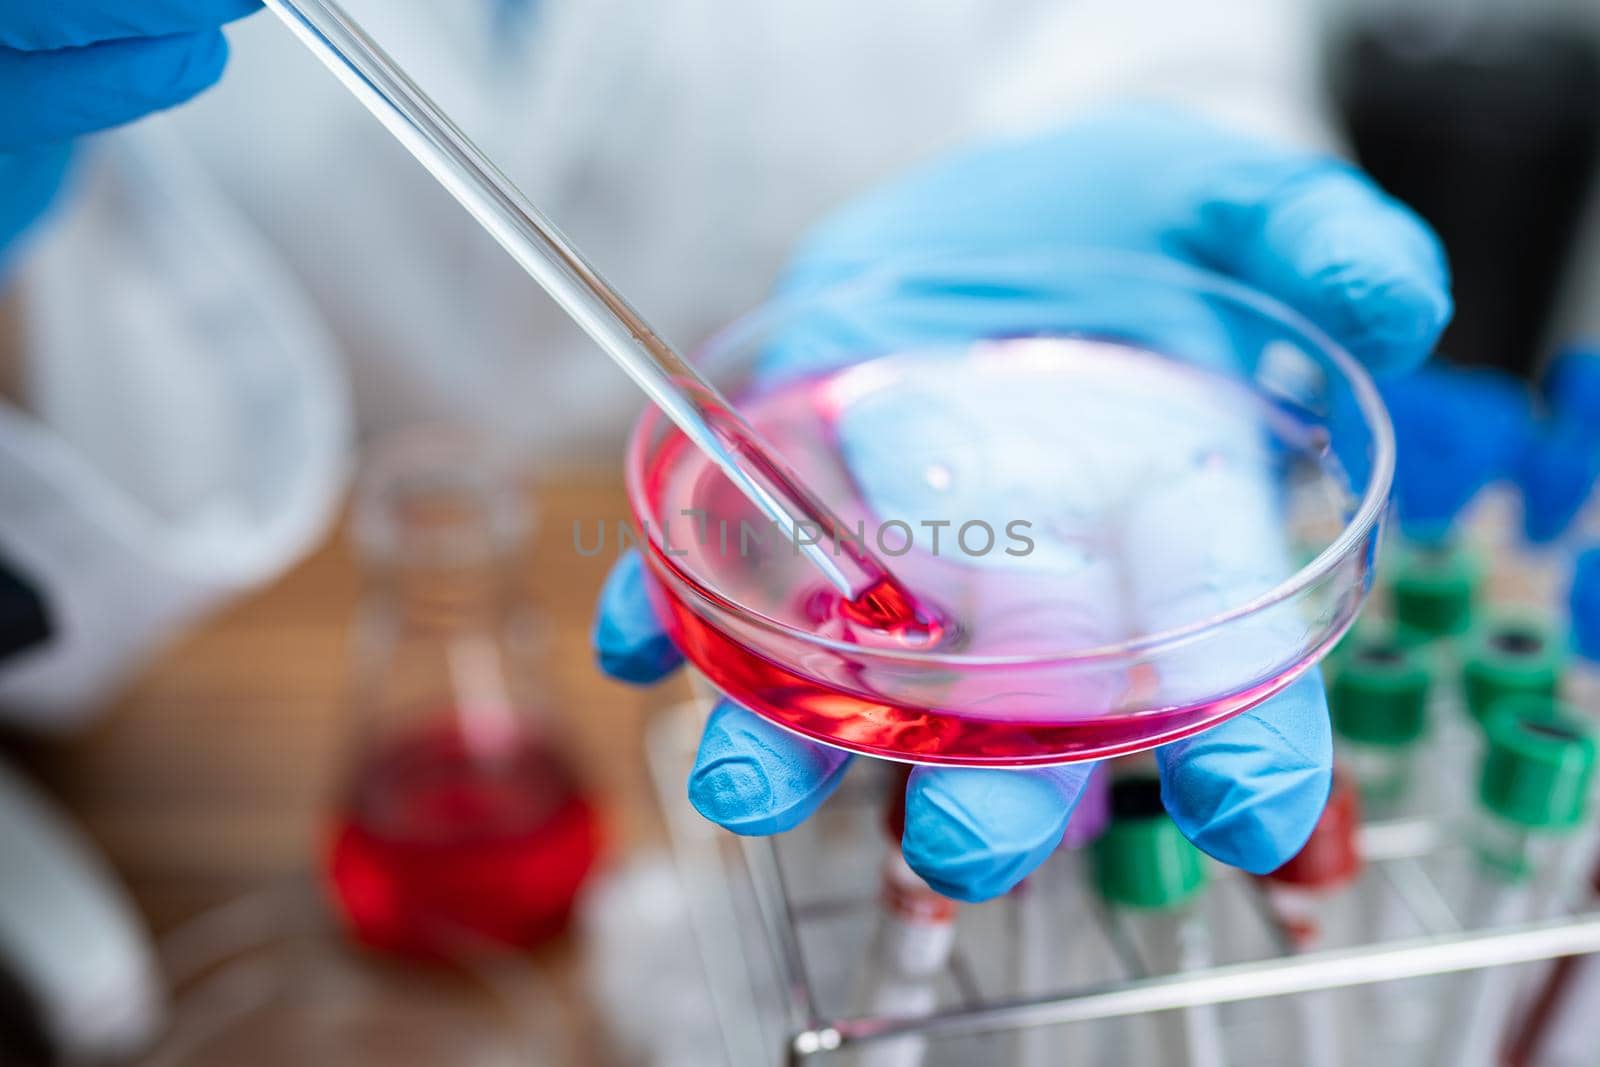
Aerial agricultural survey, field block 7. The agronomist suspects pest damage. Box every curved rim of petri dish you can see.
[625,246,1396,669]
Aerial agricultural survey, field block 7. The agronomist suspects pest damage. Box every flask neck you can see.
[349,430,540,736]
[354,430,532,626]
[376,556,520,633]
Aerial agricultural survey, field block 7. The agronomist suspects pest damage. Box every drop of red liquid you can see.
[837,576,948,647]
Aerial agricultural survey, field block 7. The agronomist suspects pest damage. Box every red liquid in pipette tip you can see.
[327,717,601,958]
[844,575,945,642]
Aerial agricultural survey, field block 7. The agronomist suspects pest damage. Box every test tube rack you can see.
[645,701,1600,1067]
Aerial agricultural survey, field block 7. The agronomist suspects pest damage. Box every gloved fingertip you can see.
[1332,270,1453,375]
[221,1,267,24]
[1157,674,1332,874]
[0,2,262,50]
[687,701,851,835]
[161,28,231,100]
[900,765,1091,902]
[592,551,683,684]
[1183,759,1329,875]
[1210,159,1453,374]
[80,29,229,123]
[0,31,234,150]
[1280,214,1453,375]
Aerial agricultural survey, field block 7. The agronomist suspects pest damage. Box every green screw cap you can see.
[1462,616,1566,725]
[1392,542,1481,638]
[1093,776,1206,911]
[1329,635,1431,747]
[1479,698,1597,832]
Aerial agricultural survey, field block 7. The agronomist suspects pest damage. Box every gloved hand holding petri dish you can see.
[597,106,1453,901]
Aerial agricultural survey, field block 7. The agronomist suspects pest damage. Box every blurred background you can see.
[5,0,1600,1064]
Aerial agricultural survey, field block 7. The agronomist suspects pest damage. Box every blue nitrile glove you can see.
[1544,343,1600,445]
[1380,365,1533,543]
[1571,547,1600,664]
[0,0,259,255]
[1518,420,1600,545]
[1526,345,1600,542]
[595,104,1451,902]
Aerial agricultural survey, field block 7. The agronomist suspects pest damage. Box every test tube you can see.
[848,774,958,1067]
[1461,615,1566,729]
[1328,633,1435,1057]
[1326,633,1434,1057]
[1257,774,1362,1067]
[1013,769,1111,1067]
[1388,542,1481,789]
[1497,549,1600,1067]
[1501,859,1600,1067]
[1431,613,1567,836]
[1330,634,1433,820]
[1391,540,1482,645]
[1092,775,1224,1067]
[1426,698,1597,1067]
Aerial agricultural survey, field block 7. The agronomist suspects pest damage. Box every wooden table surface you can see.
[5,478,681,935]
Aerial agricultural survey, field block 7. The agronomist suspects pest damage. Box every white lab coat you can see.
[4,0,1594,726]
[165,0,1328,457]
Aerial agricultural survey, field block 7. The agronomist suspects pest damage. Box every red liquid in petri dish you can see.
[634,340,1362,766]
[327,717,601,958]
[649,592,1327,764]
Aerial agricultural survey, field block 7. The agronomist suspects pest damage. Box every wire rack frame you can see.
[645,702,1600,1067]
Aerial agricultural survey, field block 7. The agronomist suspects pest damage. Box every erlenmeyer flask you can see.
[326,430,601,958]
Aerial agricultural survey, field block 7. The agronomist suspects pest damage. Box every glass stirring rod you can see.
[262,0,925,627]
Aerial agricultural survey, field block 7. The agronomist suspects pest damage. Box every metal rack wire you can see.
[646,701,1600,1066]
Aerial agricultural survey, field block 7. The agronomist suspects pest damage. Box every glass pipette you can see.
[261,0,916,615]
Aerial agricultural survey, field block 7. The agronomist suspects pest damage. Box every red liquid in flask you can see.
[327,716,601,958]
[636,340,1359,765]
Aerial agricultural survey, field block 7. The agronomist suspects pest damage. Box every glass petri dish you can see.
[627,249,1393,766]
